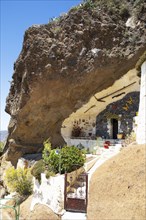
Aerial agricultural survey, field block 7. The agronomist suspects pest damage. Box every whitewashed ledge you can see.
[30,173,65,215]
[84,155,99,172]
[30,156,98,215]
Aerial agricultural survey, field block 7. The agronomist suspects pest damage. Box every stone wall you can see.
[96,92,139,139]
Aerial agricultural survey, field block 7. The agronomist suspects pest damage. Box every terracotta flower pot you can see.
[117,133,123,139]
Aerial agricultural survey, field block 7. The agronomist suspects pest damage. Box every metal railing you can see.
[0,198,20,220]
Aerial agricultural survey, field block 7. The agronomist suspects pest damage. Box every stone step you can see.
[62,211,86,220]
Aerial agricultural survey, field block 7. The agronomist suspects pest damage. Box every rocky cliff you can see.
[4,0,146,164]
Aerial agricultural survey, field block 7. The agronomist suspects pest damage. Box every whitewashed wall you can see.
[61,69,140,142]
[67,138,97,150]
[30,173,65,215]
[136,61,146,144]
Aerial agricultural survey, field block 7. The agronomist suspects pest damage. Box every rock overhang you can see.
[3,0,146,164]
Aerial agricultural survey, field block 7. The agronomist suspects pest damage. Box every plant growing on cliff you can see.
[4,167,33,195]
[70,4,82,12]
[82,0,96,9]
[135,51,146,72]
[119,5,130,19]
[0,141,4,153]
[42,138,52,165]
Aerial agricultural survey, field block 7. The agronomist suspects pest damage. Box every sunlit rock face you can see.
[4,0,146,164]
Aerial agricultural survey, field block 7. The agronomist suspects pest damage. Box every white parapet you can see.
[136,61,146,144]
[30,173,65,215]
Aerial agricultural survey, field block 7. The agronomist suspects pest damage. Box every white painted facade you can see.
[68,139,97,151]
[30,173,65,215]
[30,158,98,215]
[136,61,146,144]
[61,69,140,144]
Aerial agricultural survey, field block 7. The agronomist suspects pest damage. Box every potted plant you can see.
[117,132,123,139]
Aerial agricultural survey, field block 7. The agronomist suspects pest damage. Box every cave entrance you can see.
[111,118,118,139]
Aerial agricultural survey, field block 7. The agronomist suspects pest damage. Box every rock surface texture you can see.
[1,195,60,220]
[4,0,146,164]
[87,144,146,220]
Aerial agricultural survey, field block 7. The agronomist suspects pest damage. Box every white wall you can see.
[30,173,65,215]
[68,139,98,149]
[136,61,146,144]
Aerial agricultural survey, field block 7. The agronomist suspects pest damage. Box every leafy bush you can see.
[70,5,81,12]
[42,139,86,174]
[44,145,86,174]
[61,146,86,173]
[82,0,96,9]
[4,167,32,195]
[44,149,60,173]
[31,160,45,182]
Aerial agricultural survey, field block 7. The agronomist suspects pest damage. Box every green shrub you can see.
[45,149,60,173]
[4,167,32,195]
[44,145,86,174]
[43,139,62,173]
[70,5,81,12]
[61,146,86,173]
[82,0,96,9]
[31,160,45,182]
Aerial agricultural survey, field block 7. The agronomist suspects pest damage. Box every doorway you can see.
[111,118,118,139]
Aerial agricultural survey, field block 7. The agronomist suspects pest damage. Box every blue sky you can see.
[0,0,82,130]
